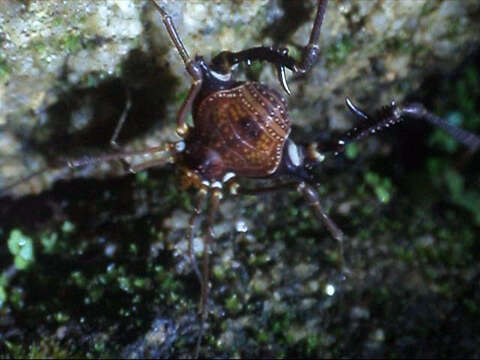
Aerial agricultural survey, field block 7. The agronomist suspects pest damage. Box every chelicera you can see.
[2,0,480,357]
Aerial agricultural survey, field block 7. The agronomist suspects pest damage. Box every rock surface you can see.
[1,0,479,194]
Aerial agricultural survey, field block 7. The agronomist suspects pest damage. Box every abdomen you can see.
[191,82,290,179]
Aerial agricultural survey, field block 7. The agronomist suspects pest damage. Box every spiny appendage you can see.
[334,98,480,154]
[335,98,404,154]
[193,82,291,177]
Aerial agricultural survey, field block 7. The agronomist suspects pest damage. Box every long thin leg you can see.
[403,103,480,150]
[59,145,170,169]
[186,190,208,283]
[0,167,51,196]
[126,156,172,174]
[150,0,191,67]
[150,0,203,137]
[0,144,173,196]
[316,98,480,156]
[110,87,132,149]
[297,182,347,273]
[175,81,202,137]
[236,180,347,272]
[110,87,136,173]
[210,0,328,94]
[195,188,222,359]
[293,0,328,75]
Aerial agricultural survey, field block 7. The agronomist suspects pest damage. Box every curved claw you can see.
[345,97,369,120]
[276,64,291,96]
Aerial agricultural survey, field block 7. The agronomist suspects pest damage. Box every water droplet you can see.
[235,220,248,233]
[325,283,335,296]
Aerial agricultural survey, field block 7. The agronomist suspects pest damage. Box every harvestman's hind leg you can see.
[194,188,222,358]
[297,182,347,273]
[150,0,203,137]
[186,190,208,283]
[237,181,347,272]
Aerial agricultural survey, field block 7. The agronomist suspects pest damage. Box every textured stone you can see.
[1,0,479,195]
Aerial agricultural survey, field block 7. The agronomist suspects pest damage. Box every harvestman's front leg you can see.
[150,0,203,137]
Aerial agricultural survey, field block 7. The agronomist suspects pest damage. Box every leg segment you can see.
[175,80,202,138]
[194,188,222,359]
[186,190,208,283]
[317,98,480,156]
[110,87,136,173]
[297,182,347,273]
[150,0,203,137]
[210,0,328,94]
[236,180,347,272]
[110,87,132,149]
[0,144,173,196]
[403,103,480,150]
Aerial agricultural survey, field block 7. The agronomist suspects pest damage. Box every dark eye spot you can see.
[238,116,261,139]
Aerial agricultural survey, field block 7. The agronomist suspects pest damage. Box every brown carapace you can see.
[186,82,289,180]
[1,0,480,357]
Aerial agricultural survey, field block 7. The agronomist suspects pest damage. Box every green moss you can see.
[0,277,7,308]
[69,270,86,287]
[54,311,70,323]
[225,294,242,313]
[7,229,35,270]
[135,170,149,184]
[256,328,269,343]
[344,143,358,159]
[0,59,9,80]
[61,220,76,234]
[174,88,189,105]
[9,287,24,309]
[427,156,480,225]
[245,59,264,81]
[286,45,300,61]
[464,298,479,315]
[364,171,393,204]
[81,71,112,88]
[445,18,461,38]
[30,40,47,52]
[129,243,138,255]
[213,264,226,280]
[326,36,353,65]
[420,1,439,16]
[60,33,83,53]
[305,334,319,355]
[53,16,62,26]
[428,113,461,152]
[384,35,412,53]
[4,339,79,359]
[39,232,58,254]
